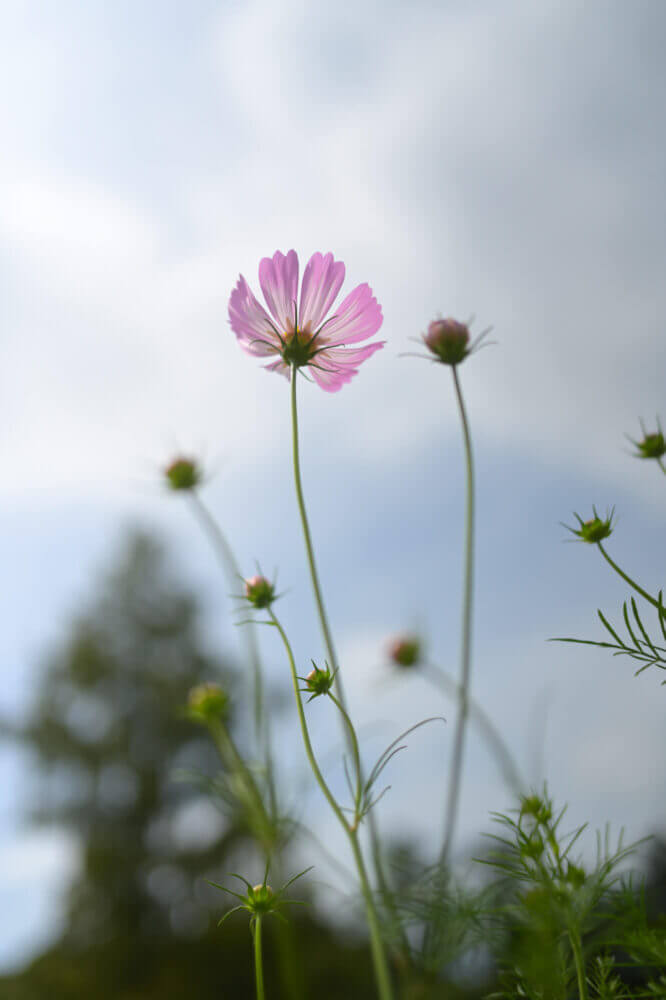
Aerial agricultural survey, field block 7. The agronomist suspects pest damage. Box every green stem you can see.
[269,608,395,1000]
[328,690,363,817]
[289,366,403,950]
[254,916,266,1000]
[658,457,666,476]
[421,662,524,796]
[440,365,475,867]
[188,492,276,815]
[597,542,661,612]
[209,719,274,849]
[569,926,588,1000]
[289,368,344,702]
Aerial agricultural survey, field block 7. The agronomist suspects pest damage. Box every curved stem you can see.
[440,365,475,867]
[187,492,275,813]
[268,608,395,1000]
[328,690,363,817]
[597,542,661,612]
[569,926,588,1000]
[421,662,524,796]
[658,457,666,476]
[268,610,348,827]
[289,366,401,944]
[254,916,266,1000]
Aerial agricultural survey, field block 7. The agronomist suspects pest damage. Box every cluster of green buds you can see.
[186,682,229,724]
[388,634,421,668]
[301,661,336,701]
[628,419,666,461]
[164,455,202,491]
[565,507,614,544]
[244,575,276,609]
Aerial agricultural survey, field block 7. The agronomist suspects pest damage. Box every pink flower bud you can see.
[244,575,275,608]
[424,318,470,366]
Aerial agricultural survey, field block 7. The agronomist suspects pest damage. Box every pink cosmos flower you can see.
[228,250,384,391]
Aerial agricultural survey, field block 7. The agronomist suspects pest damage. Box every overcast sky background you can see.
[1,0,665,970]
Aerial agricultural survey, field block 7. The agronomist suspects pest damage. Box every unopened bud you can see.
[424,318,470,366]
[165,456,201,491]
[304,662,335,698]
[187,682,229,722]
[633,430,666,460]
[244,575,275,609]
[388,635,421,668]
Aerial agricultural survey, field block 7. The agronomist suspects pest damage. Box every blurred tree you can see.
[0,532,376,998]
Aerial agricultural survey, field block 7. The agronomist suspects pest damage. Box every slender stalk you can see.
[289,366,403,950]
[254,916,266,1000]
[188,491,266,750]
[421,662,524,796]
[440,365,475,866]
[569,926,588,1000]
[328,690,363,817]
[209,719,274,847]
[288,368,344,703]
[658,457,666,476]
[597,542,661,612]
[269,608,395,1000]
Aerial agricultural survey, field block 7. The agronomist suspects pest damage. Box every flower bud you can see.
[304,662,335,698]
[187,682,229,722]
[164,456,201,491]
[574,515,613,544]
[424,318,470,366]
[244,575,275,609]
[388,635,421,668]
[633,430,666,460]
[248,883,275,914]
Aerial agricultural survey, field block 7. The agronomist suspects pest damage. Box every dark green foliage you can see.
[0,532,376,998]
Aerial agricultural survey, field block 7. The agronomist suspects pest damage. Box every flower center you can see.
[280,324,318,368]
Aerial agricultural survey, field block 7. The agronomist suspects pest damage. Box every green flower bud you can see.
[165,456,201,491]
[570,511,614,544]
[633,430,666,460]
[248,883,275,914]
[187,682,229,723]
[244,575,275,609]
[304,662,335,699]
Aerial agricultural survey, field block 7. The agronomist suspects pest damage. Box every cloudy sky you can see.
[1,0,665,969]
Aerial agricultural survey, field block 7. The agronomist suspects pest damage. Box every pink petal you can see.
[259,250,299,330]
[299,252,345,331]
[309,340,384,392]
[263,358,291,380]
[228,275,281,356]
[316,283,383,346]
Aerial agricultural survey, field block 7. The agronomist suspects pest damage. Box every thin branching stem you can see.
[597,541,661,613]
[187,491,272,785]
[327,690,363,818]
[268,608,395,1000]
[440,365,476,867]
[289,365,404,956]
[421,661,524,796]
[569,925,588,1000]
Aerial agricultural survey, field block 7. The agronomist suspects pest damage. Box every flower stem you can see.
[288,366,402,944]
[440,365,475,867]
[269,608,395,1000]
[327,690,363,816]
[254,916,266,1000]
[569,926,588,1000]
[597,541,661,613]
[421,662,524,796]
[187,492,276,814]
[289,368,344,701]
